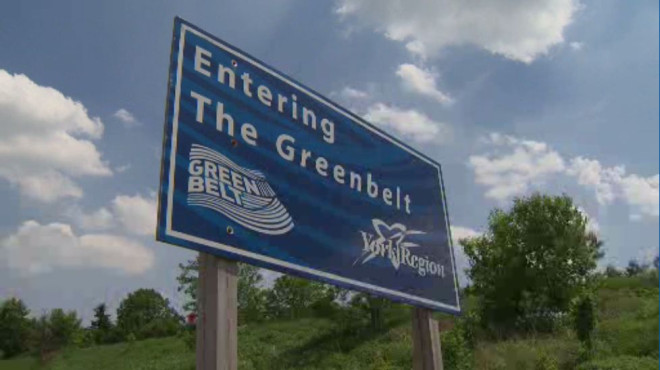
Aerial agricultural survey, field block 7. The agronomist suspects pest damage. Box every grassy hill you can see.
[1,274,657,370]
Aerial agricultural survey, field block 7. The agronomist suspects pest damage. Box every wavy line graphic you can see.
[187,144,294,235]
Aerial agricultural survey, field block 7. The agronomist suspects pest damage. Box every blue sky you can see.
[0,0,657,322]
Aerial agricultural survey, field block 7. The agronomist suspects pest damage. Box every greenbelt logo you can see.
[186,144,294,235]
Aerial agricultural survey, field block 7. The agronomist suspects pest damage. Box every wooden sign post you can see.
[197,252,238,370]
[412,307,444,370]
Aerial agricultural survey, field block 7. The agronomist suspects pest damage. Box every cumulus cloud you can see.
[336,86,369,100]
[67,206,115,231]
[0,220,154,276]
[396,64,452,104]
[111,193,158,236]
[113,108,139,127]
[577,207,600,234]
[451,225,482,245]
[336,0,580,62]
[67,193,158,236]
[569,41,584,51]
[364,103,450,143]
[470,133,659,219]
[0,70,111,202]
[469,133,565,201]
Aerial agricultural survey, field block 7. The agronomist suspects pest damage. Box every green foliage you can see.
[31,309,83,359]
[604,265,621,278]
[349,293,391,331]
[625,259,645,277]
[116,289,180,340]
[596,273,659,359]
[177,327,195,352]
[576,355,659,370]
[176,258,199,314]
[90,303,115,344]
[0,298,31,358]
[176,258,267,324]
[462,193,603,335]
[474,336,581,370]
[571,293,596,348]
[265,275,338,319]
[440,325,473,370]
[238,264,266,323]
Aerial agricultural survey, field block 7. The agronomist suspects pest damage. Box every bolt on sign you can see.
[157,17,460,313]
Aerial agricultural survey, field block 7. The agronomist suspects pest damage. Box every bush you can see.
[576,355,658,370]
[31,309,82,360]
[534,352,559,370]
[178,327,196,352]
[571,294,596,348]
[441,326,473,370]
[116,289,181,340]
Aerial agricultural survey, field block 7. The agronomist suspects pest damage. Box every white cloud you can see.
[567,157,621,204]
[468,134,565,201]
[337,86,369,100]
[569,41,584,51]
[619,174,659,218]
[336,0,580,63]
[17,171,83,203]
[0,70,111,202]
[113,108,139,127]
[112,193,158,236]
[0,220,154,276]
[577,207,600,234]
[451,225,481,246]
[396,64,452,104]
[67,206,115,231]
[364,103,450,143]
[470,133,659,219]
[66,193,157,235]
[568,158,659,217]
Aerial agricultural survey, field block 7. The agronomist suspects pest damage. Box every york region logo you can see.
[355,219,445,278]
[186,144,294,235]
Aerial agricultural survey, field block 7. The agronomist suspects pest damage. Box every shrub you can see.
[576,355,658,370]
[441,325,473,370]
[571,294,596,348]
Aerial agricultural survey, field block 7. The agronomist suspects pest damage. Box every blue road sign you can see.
[157,18,460,313]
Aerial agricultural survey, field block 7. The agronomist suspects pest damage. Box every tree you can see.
[177,258,267,323]
[238,264,266,323]
[116,289,179,340]
[32,308,82,360]
[265,275,332,319]
[177,258,199,314]
[626,259,644,277]
[462,194,603,334]
[604,265,622,278]
[654,255,659,270]
[349,293,390,331]
[90,303,114,344]
[0,298,31,358]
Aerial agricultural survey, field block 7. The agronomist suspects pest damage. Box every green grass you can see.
[1,274,657,369]
[0,318,414,370]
